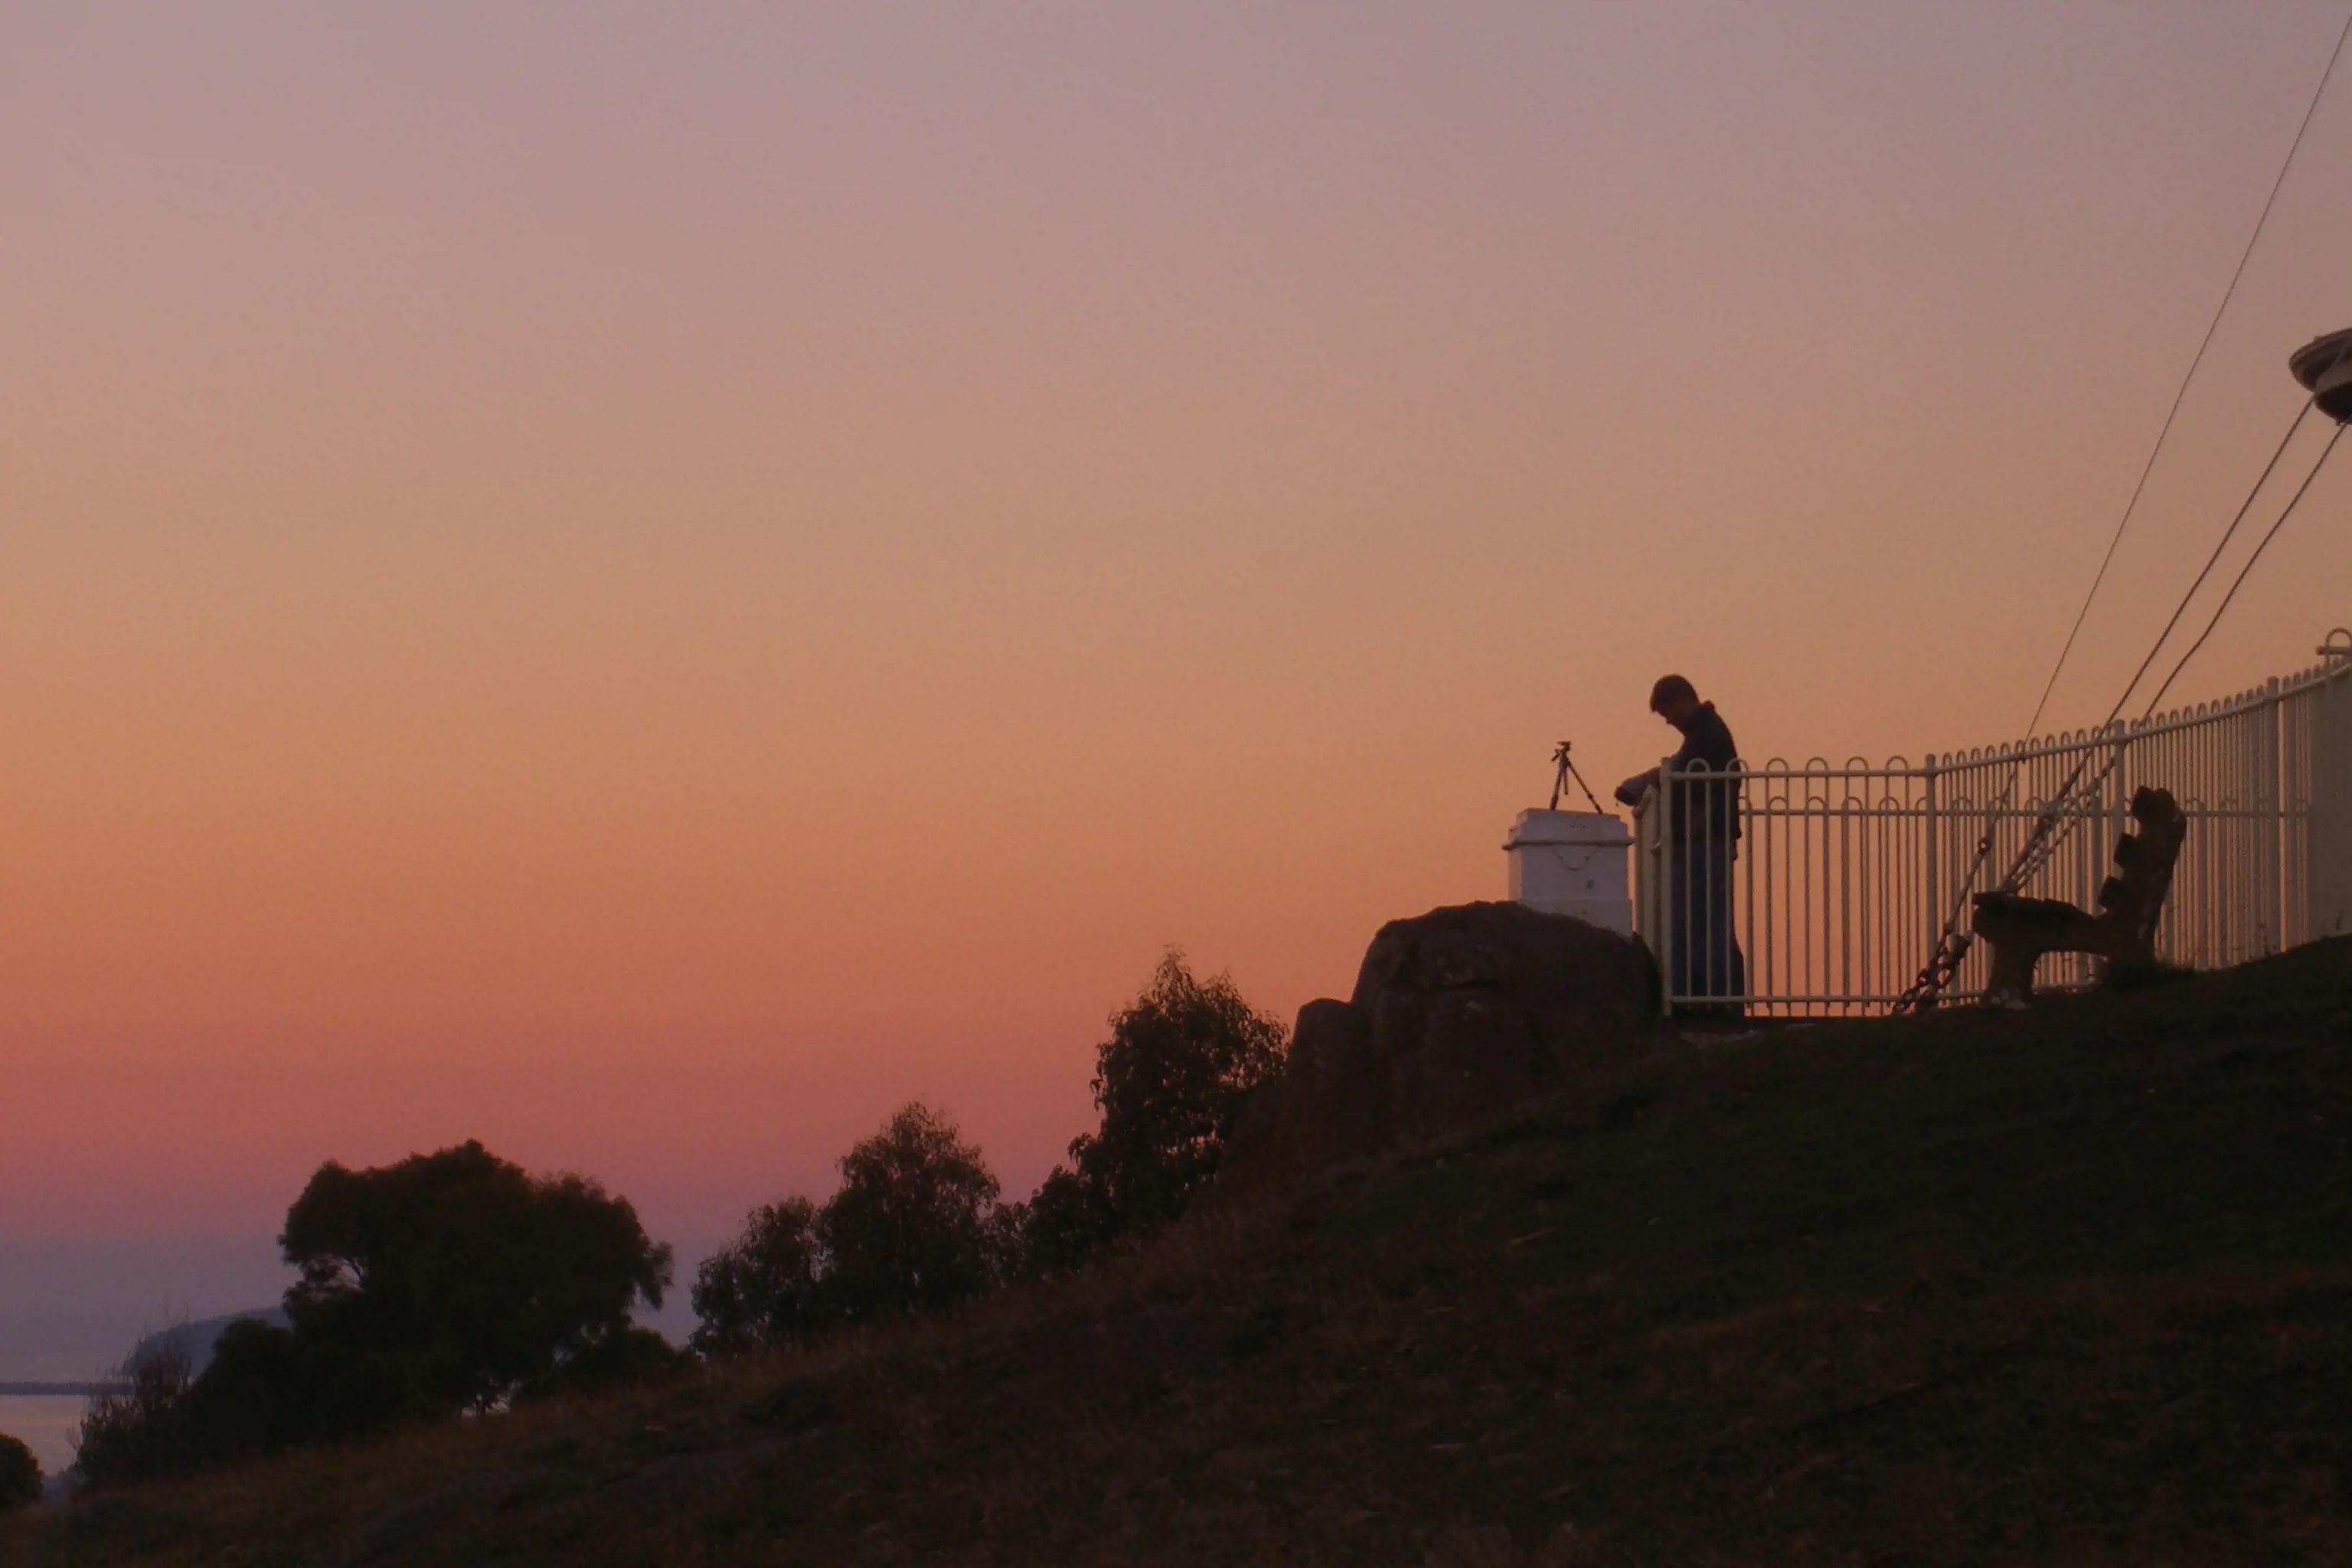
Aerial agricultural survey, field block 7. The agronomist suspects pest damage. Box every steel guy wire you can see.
[2020,2,2352,742]
[2007,423,2344,890]
[1896,401,2338,1009]
[2105,400,2315,722]
[2140,422,2348,719]
[1896,8,2352,1010]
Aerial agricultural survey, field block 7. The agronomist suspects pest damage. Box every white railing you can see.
[1634,630,2352,1016]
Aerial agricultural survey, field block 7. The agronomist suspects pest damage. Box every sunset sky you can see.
[5,2,2350,1295]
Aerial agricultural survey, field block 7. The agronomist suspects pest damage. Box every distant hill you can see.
[122,1309,288,1379]
[14,939,2352,1563]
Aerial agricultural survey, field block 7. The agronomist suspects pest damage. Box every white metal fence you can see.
[1633,630,2352,1016]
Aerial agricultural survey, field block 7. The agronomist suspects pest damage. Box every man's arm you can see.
[1619,734,1708,805]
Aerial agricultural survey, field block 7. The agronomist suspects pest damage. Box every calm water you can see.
[0,1233,709,1487]
[0,1395,84,1478]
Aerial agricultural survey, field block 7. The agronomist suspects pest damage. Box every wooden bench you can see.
[1968,786,2188,1008]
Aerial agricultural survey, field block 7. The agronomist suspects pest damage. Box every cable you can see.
[1896,394,2337,1010]
[2104,400,2314,723]
[2020,2,2352,739]
[1998,425,2344,890]
[2005,419,2339,882]
[1892,7,2352,1013]
[1904,413,2335,1008]
[2140,423,2347,717]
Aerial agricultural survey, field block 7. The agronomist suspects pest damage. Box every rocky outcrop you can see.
[1222,902,1657,1193]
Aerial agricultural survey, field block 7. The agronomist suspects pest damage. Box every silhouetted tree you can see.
[164,1318,304,1467]
[688,1105,1021,1351]
[279,1140,674,1432]
[820,1103,1013,1324]
[523,1325,691,1401]
[73,1338,194,1485]
[1011,1163,1112,1279]
[1023,951,1285,1273]
[690,1197,828,1357]
[0,1432,40,1511]
[74,1145,676,1481]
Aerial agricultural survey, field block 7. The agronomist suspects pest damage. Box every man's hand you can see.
[1614,768,1659,808]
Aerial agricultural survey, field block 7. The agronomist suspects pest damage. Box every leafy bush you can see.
[524,1325,691,1402]
[74,1339,194,1485]
[1014,1165,1113,1280]
[0,1432,41,1511]
[692,1103,1016,1353]
[165,1318,309,1468]
[688,956,1287,1352]
[1024,952,1286,1272]
[80,1142,677,1481]
[820,1103,1015,1325]
[282,1140,674,1430]
[691,1197,828,1357]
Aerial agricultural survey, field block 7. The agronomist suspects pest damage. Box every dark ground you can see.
[12,940,2352,1566]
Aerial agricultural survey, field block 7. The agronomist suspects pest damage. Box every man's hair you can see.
[1650,675,1698,713]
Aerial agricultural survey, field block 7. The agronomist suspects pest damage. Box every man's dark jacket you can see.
[1667,702,1741,847]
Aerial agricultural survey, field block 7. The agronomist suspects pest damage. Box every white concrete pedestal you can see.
[1505,809,1633,935]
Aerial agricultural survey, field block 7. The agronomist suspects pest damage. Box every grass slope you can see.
[14,941,2352,1566]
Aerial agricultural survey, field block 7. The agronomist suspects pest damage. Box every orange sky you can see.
[5,2,2350,1255]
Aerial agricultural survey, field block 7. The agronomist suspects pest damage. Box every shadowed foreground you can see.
[14,941,2352,1566]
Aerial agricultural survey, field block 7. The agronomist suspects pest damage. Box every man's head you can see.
[1649,674,1703,730]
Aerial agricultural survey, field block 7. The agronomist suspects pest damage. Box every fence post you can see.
[1674,641,2341,1014]
[2260,678,2283,954]
[1658,756,1677,1018]
[2109,727,2129,907]
[1922,755,1939,964]
[2311,658,2352,938]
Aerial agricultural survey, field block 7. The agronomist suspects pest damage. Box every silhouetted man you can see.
[1616,675,1745,1015]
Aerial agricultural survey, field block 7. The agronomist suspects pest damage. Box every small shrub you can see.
[0,1432,40,1511]
[819,1102,1012,1325]
[1021,951,1288,1276]
[280,1139,674,1432]
[74,1340,194,1485]
[691,1198,828,1357]
[169,1319,303,1467]
[78,1143,678,1481]
[1014,1165,1112,1280]
[691,1102,1019,1350]
[524,1325,691,1400]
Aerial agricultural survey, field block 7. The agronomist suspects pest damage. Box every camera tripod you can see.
[1548,740,1607,815]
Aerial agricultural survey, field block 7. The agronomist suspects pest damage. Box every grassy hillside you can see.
[14,941,2352,1566]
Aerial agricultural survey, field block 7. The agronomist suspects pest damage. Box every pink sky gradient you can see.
[4,2,2350,1256]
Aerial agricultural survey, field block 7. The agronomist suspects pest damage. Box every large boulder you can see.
[1223,902,1657,1192]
